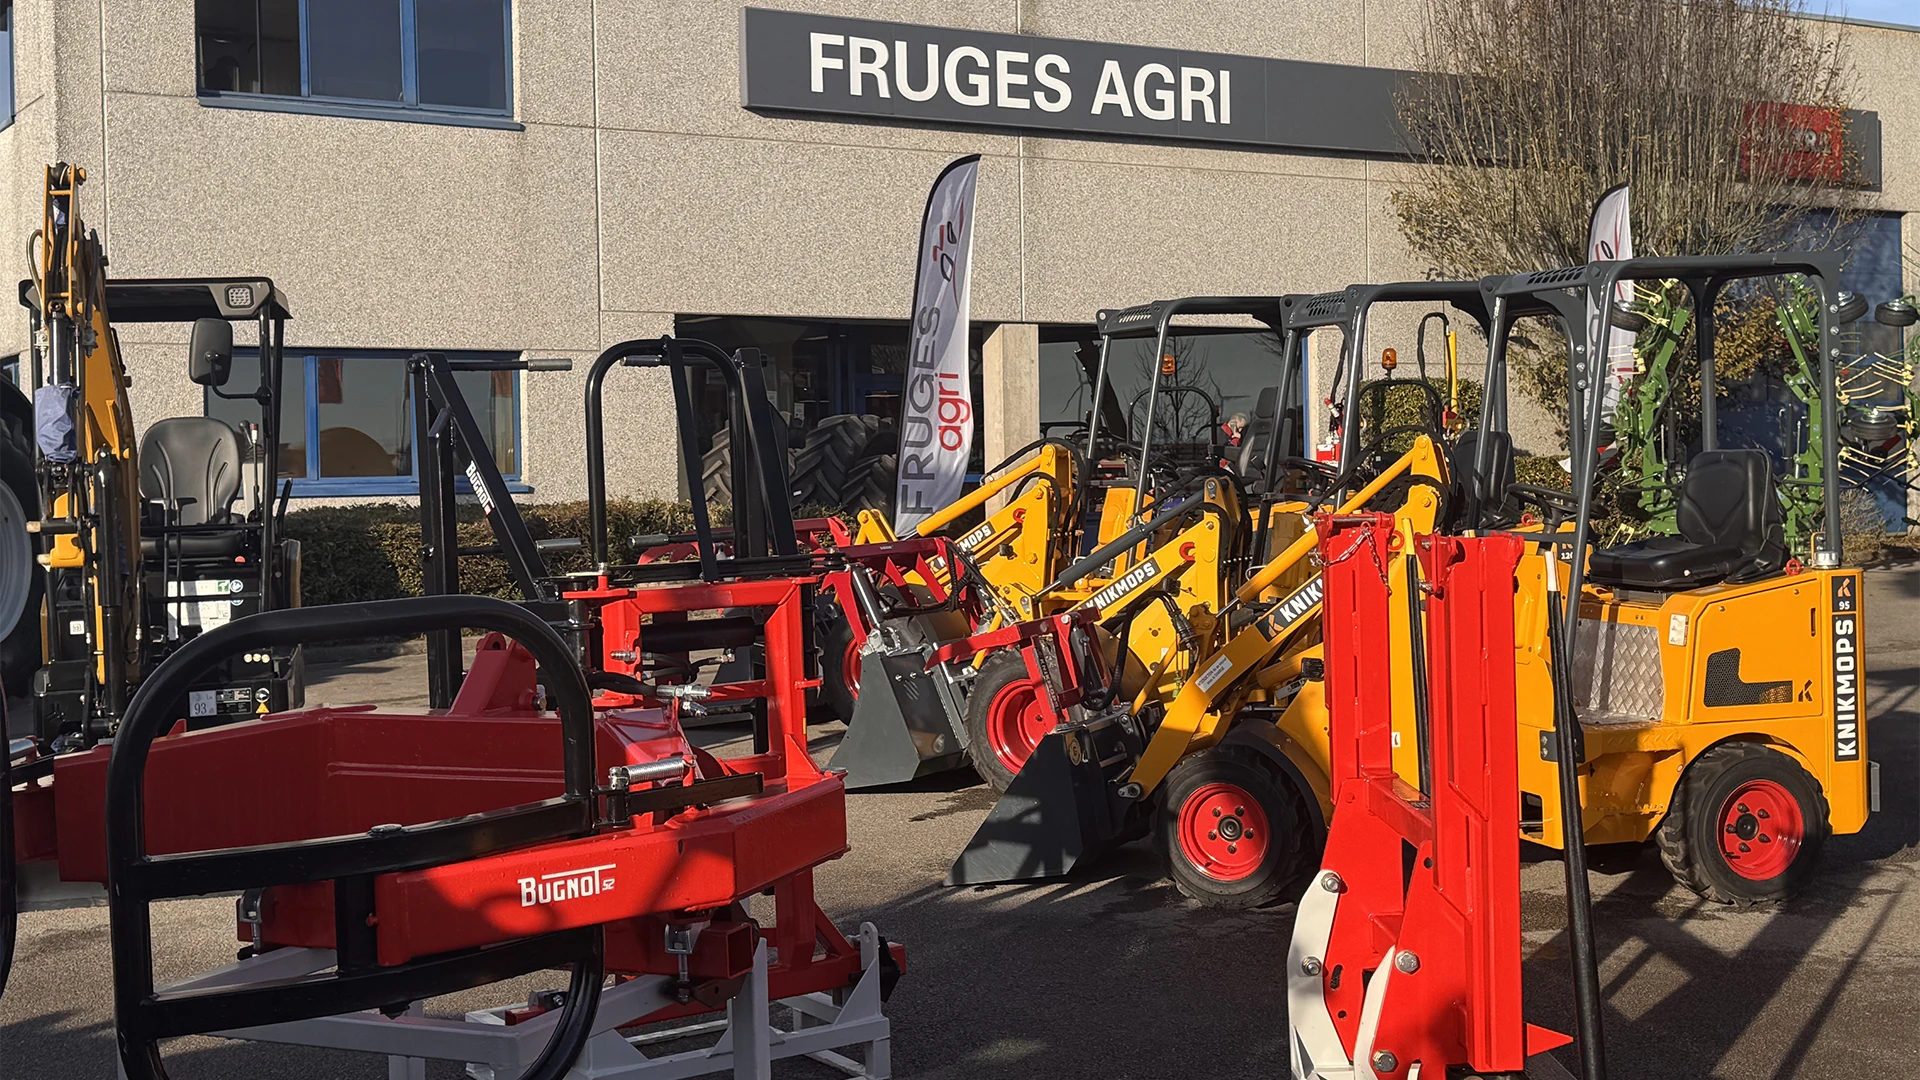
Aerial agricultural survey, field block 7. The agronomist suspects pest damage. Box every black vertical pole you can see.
[413,357,461,708]
[1551,270,1613,1080]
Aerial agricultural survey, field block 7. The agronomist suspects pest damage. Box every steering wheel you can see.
[1272,455,1342,498]
[1507,483,1580,526]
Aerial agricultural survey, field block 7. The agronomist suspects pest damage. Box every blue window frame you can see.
[194,0,514,127]
[0,0,16,131]
[205,349,524,498]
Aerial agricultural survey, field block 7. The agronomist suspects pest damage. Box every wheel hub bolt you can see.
[1218,817,1243,842]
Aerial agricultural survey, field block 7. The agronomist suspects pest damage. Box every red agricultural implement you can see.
[4,337,903,1080]
[1285,512,1595,1080]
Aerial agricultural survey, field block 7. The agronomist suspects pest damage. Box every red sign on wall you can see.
[1742,102,1847,184]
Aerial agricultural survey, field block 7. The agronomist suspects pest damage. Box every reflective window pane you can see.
[258,0,302,96]
[195,0,260,93]
[317,357,411,477]
[417,0,509,111]
[205,353,307,479]
[307,0,403,102]
[452,368,518,476]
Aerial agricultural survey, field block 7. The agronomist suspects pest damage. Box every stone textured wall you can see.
[0,1,1908,499]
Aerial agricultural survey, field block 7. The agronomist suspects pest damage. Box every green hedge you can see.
[282,499,859,606]
[282,499,703,606]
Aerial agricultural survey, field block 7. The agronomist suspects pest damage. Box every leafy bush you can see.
[1513,456,1571,490]
[283,499,704,606]
[1353,378,1485,457]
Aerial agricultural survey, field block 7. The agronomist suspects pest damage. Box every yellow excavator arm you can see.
[28,163,142,712]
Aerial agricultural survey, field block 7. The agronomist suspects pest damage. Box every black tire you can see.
[841,453,897,516]
[1655,741,1830,906]
[817,600,861,723]
[964,652,1048,794]
[790,415,888,508]
[701,427,734,508]
[0,418,42,701]
[1156,743,1321,908]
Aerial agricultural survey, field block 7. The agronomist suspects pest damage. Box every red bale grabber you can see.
[7,336,905,1080]
[1286,512,1588,1080]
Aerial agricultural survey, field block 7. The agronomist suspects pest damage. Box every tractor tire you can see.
[701,426,735,508]
[790,414,889,509]
[0,418,42,700]
[1156,743,1321,908]
[964,652,1051,794]
[817,600,861,723]
[1655,741,1830,906]
[841,453,897,517]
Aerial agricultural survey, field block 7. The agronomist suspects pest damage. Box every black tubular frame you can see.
[583,336,798,576]
[411,351,582,704]
[105,595,604,1080]
[1283,280,1495,494]
[1087,296,1291,507]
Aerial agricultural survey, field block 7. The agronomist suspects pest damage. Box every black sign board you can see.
[738,7,1420,157]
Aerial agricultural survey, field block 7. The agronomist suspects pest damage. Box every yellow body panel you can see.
[1514,566,1871,847]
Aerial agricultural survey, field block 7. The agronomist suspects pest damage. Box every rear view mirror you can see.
[188,318,233,387]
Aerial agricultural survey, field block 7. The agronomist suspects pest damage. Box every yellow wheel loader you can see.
[1478,254,1877,905]
[945,281,1498,902]
[826,296,1311,789]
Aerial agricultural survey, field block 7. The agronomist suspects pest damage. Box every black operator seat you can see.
[1236,385,1281,490]
[1448,428,1516,530]
[1586,449,1787,590]
[140,416,249,559]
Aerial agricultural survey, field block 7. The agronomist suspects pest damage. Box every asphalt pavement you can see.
[4,563,1916,1079]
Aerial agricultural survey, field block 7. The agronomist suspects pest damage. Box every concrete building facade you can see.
[0,1,1913,506]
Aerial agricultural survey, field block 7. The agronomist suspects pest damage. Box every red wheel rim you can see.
[1176,783,1271,882]
[842,639,863,701]
[984,676,1053,775]
[1717,779,1805,881]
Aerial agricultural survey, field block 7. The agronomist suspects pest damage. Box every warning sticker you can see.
[1194,654,1236,694]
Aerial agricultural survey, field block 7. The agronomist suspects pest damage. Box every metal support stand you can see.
[164,924,893,1080]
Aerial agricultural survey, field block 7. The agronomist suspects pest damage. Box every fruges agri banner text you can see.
[893,155,979,534]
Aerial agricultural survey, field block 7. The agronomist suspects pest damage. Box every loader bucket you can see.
[945,713,1145,885]
[828,648,970,789]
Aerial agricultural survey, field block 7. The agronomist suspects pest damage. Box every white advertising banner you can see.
[894,155,980,533]
[1587,183,1635,436]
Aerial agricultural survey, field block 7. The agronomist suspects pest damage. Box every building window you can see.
[0,0,16,130]
[205,350,521,497]
[194,0,512,118]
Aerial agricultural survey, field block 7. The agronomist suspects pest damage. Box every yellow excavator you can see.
[10,162,304,749]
